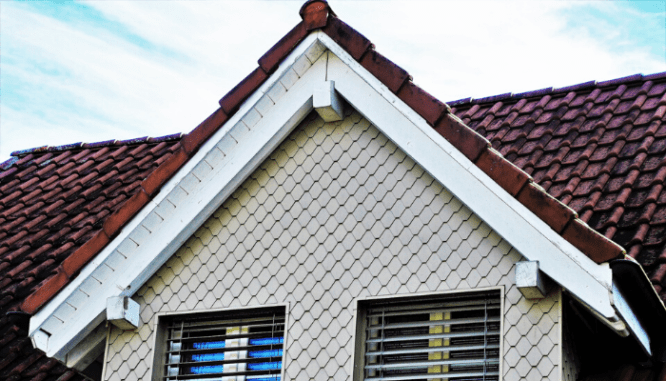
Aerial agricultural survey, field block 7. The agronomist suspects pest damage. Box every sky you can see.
[1,0,665,161]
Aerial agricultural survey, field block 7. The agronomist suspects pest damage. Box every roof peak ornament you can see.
[299,0,333,30]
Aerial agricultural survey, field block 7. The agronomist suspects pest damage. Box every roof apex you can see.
[300,0,332,30]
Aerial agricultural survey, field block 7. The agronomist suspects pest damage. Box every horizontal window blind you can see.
[363,290,501,381]
[164,307,285,381]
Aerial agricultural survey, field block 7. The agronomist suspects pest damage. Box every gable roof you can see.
[16,0,628,317]
[450,74,666,301]
[0,135,181,380]
[2,1,665,380]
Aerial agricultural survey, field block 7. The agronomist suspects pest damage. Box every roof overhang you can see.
[28,29,642,364]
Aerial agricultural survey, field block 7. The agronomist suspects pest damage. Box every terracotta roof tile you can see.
[360,49,410,94]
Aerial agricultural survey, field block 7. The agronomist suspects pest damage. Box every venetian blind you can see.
[363,290,501,381]
[164,307,285,381]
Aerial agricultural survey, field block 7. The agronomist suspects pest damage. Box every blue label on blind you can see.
[193,341,225,350]
[248,362,282,371]
[192,337,283,350]
[249,377,281,381]
[189,362,281,374]
[249,349,283,358]
[190,365,225,374]
[191,350,282,362]
[192,352,226,362]
[249,337,284,346]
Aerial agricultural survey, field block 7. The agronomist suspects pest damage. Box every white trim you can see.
[30,31,624,361]
[612,282,650,355]
[65,322,107,371]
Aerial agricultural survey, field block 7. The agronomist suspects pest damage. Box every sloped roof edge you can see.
[20,0,628,316]
[447,71,666,107]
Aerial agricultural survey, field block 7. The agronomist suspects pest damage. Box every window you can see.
[355,290,501,381]
[156,306,286,381]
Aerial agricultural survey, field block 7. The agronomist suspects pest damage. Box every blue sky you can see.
[1,0,665,161]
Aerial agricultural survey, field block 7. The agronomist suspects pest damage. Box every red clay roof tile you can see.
[182,108,229,155]
[101,190,149,239]
[61,232,109,278]
[398,82,450,126]
[359,49,410,94]
[141,148,188,196]
[21,267,68,315]
[434,115,489,162]
[476,148,531,197]
[258,22,308,75]
[322,17,370,61]
[219,67,269,114]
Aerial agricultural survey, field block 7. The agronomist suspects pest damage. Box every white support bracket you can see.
[107,296,139,330]
[516,261,548,299]
[313,80,344,122]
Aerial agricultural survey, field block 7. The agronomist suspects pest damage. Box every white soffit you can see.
[30,30,619,361]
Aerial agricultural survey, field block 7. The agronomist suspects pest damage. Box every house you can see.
[1,1,666,380]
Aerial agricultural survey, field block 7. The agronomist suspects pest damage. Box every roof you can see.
[0,135,181,380]
[1,0,664,379]
[14,0,629,319]
[449,73,666,301]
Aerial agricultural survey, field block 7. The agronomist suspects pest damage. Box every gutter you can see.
[611,259,666,361]
[6,311,31,333]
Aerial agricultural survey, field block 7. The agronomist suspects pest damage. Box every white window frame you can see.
[351,288,505,381]
[148,303,290,381]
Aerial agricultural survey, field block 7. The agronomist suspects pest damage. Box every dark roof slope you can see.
[579,363,666,381]
[0,135,181,380]
[450,73,666,301]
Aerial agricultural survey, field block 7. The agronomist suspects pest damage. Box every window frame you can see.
[149,303,290,381]
[351,288,504,381]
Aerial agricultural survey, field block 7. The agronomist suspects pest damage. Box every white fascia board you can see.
[29,34,326,360]
[314,32,617,319]
[612,281,651,355]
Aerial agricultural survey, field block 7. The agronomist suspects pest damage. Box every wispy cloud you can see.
[1,0,664,160]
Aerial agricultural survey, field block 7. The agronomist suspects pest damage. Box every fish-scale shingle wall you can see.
[104,111,562,381]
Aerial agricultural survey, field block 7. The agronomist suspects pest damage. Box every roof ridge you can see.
[447,70,666,107]
[8,133,183,158]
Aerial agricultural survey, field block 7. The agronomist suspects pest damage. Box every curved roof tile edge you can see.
[447,71,666,107]
[20,0,626,315]
[6,133,184,159]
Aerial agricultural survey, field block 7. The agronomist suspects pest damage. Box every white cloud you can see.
[1,0,664,160]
